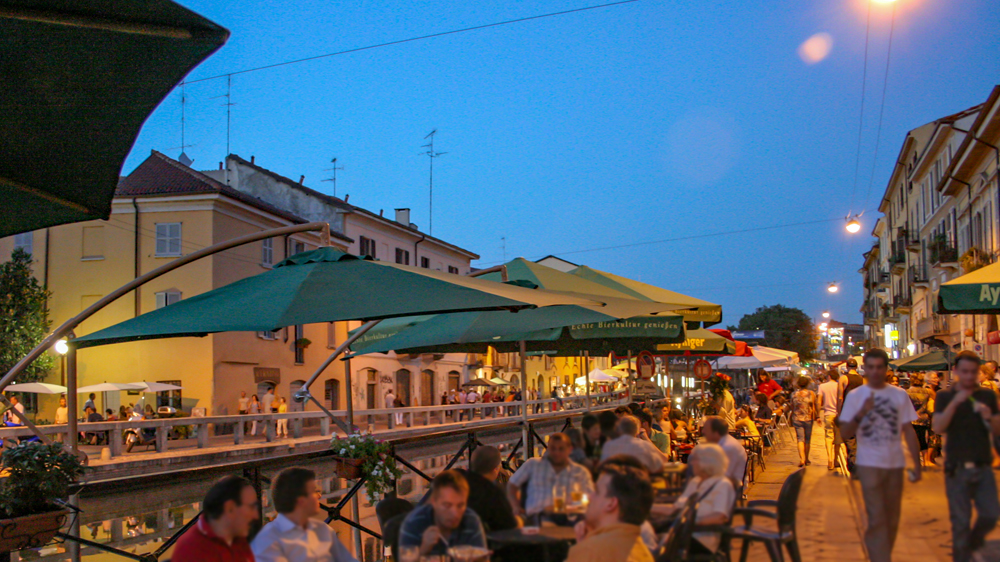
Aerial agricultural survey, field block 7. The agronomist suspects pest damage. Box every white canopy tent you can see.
[716,346,799,370]
[575,368,618,385]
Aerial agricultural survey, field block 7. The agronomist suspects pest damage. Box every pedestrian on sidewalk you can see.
[818,370,843,470]
[932,350,1000,562]
[249,394,261,436]
[839,358,865,471]
[906,373,934,469]
[790,376,818,467]
[839,348,922,562]
[276,397,288,438]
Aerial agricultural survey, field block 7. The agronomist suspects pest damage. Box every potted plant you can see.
[706,372,731,401]
[330,432,403,502]
[0,442,86,552]
[960,246,990,274]
[295,338,312,349]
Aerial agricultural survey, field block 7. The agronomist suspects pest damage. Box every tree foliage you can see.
[0,248,55,382]
[736,304,816,361]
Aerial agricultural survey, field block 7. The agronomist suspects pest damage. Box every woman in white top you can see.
[652,443,736,555]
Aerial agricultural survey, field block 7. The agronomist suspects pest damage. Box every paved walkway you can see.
[738,423,1000,562]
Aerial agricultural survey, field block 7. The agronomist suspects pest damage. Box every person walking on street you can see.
[248,394,261,436]
[818,370,842,470]
[840,358,865,471]
[906,373,934,469]
[238,391,250,415]
[276,397,288,438]
[932,350,1000,562]
[839,348,922,562]
[262,387,276,414]
[790,376,819,467]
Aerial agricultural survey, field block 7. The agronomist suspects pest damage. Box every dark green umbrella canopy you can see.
[73,248,602,348]
[891,349,954,372]
[937,261,1000,314]
[1,0,229,237]
[349,259,689,356]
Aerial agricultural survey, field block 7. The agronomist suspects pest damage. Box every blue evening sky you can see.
[124,0,1000,326]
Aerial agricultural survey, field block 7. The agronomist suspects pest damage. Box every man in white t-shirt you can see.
[817,371,843,471]
[466,389,480,420]
[839,348,921,562]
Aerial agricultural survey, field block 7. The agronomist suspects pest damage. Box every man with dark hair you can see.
[459,446,519,532]
[251,467,356,562]
[818,370,842,470]
[83,392,96,413]
[933,350,1000,562]
[599,410,621,442]
[508,433,594,517]
[400,470,486,557]
[701,416,746,487]
[566,458,654,562]
[172,476,258,562]
[582,414,603,459]
[839,348,921,562]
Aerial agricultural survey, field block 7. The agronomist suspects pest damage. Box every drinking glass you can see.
[552,484,567,513]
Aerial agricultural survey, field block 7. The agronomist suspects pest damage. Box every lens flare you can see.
[798,32,833,64]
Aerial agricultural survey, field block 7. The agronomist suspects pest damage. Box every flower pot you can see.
[0,509,68,553]
[331,456,365,480]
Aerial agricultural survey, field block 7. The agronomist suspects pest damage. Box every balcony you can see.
[909,266,930,289]
[916,315,951,341]
[895,295,912,315]
[930,238,959,272]
[889,252,907,275]
[876,270,891,289]
[905,232,921,253]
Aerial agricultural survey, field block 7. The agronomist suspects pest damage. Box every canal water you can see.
[12,420,566,562]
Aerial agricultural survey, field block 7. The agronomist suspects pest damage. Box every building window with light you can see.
[155,290,182,309]
[13,232,32,256]
[155,223,182,257]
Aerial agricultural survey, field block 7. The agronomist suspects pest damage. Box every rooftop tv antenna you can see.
[210,75,237,160]
[421,129,447,235]
[167,85,195,166]
[322,157,345,198]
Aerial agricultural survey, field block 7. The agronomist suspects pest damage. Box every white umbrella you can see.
[77,382,145,393]
[135,381,183,392]
[6,382,67,394]
[575,369,618,385]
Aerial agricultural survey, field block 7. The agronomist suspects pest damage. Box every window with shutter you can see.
[261,238,273,266]
[13,232,33,256]
[155,290,182,309]
[155,223,182,256]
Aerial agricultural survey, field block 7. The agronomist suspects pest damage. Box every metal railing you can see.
[0,391,630,459]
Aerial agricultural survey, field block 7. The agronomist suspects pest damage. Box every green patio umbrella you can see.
[937,261,1000,314]
[569,265,723,326]
[72,248,604,348]
[348,259,691,357]
[891,349,954,372]
[1,0,229,237]
[655,328,737,356]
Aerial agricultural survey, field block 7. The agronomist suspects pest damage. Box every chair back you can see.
[375,496,414,529]
[776,467,806,531]
[655,497,696,562]
[381,511,410,562]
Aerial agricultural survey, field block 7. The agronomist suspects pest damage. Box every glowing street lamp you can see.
[822,311,830,318]
[54,339,69,355]
[827,283,839,293]
[846,218,862,233]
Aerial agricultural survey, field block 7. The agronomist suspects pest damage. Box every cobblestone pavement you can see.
[738,424,1000,562]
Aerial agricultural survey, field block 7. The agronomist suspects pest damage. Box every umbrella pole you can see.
[584,351,591,412]
[67,344,78,453]
[519,341,531,458]
[345,357,354,433]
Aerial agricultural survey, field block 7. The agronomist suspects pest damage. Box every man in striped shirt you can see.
[507,433,595,516]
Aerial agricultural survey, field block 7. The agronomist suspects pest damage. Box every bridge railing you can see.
[0,391,631,458]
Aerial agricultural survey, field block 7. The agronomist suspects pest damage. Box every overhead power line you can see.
[848,0,873,216]
[860,1,897,212]
[183,0,641,86]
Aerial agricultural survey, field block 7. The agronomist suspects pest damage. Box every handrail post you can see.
[67,343,79,453]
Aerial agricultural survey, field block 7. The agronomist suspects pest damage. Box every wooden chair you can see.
[729,468,805,562]
[655,497,696,562]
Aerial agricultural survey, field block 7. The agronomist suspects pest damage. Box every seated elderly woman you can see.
[651,444,736,557]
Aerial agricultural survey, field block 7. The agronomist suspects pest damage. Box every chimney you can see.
[379,209,384,217]
[344,194,350,202]
[395,208,410,225]
[218,162,223,170]
[299,175,305,184]
[250,155,255,164]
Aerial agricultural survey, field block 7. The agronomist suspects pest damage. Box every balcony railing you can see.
[909,265,929,286]
[889,251,907,273]
[916,315,951,340]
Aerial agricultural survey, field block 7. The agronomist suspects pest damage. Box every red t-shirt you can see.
[757,379,783,397]
[171,515,255,562]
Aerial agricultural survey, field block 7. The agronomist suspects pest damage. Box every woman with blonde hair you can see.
[652,444,735,556]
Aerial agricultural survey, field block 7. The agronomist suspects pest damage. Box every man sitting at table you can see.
[507,433,595,517]
[600,415,669,474]
[458,446,519,531]
[701,416,747,489]
[400,470,487,557]
[566,457,655,562]
[637,410,670,454]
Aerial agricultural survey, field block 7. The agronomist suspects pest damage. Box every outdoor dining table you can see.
[487,525,577,562]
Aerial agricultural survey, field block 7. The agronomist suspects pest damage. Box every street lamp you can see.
[846,218,862,233]
[827,283,839,293]
[822,311,830,318]
[54,339,69,355]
